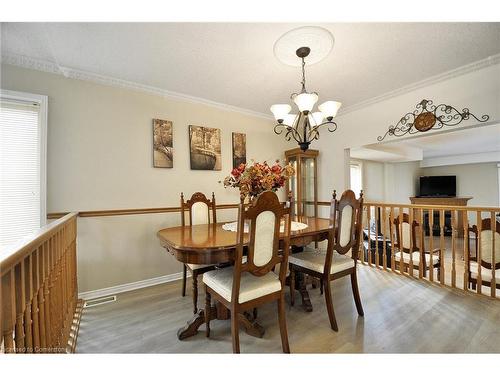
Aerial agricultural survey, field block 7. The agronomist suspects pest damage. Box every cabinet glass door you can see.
[301,157,316,216]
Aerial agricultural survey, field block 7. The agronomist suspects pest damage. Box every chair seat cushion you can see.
[469,261,500,283]
[394,252,439,266]
[289,250,355,274]
[187,256,247,271]
[203,266,281,303]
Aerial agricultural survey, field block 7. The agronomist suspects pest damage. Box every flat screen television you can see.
[419,176,456,197]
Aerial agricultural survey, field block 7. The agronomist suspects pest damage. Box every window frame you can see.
[349,160,363,196]
[1,89,48,226]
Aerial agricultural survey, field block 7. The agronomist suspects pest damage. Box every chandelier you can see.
[270,46,341,151]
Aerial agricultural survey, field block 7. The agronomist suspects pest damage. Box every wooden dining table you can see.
[157,216,331,340]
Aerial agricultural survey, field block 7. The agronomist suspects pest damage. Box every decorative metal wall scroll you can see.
[377,99,490,141]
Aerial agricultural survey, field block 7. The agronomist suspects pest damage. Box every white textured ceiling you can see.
[2,23,500,115]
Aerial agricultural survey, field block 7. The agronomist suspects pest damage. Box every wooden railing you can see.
[0,212,83,353]
[358,202,499,299]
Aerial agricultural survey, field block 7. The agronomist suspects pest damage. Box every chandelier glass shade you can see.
[271,46,341,151]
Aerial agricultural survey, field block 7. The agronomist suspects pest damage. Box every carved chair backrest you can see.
[468,218,500,270]
[232,191,291,304]
[392,213,421,254]
[324,190,363,275]
[180,192,217,226]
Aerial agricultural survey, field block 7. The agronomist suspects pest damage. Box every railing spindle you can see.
[490,211,496,299]
[375,207,380,268]
[367,206,372,267]
[476,212,482,295]
[408,207,414,277]
[23,255,34,353]
[382,206,387,270]
[398,207,404,275]
[463,210,469,291]
[429,209,434,283]
[2,270,16,352]
[14,262,26,352]
[31,249,40,351]
[390,206,395,271]
[419,208,424,279]
[451,210,457,289]
[439,209,445,285]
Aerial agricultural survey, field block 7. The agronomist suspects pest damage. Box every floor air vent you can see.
[83,295,117,308]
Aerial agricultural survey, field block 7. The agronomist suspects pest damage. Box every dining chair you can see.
[390,213,441,278]
[203,191,291,353]
[289,189,364,331]
[180,191,217,314]
[467,218,500,291]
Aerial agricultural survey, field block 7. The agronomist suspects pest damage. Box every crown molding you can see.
[338,53,500,116]
[1,53,274,121]
[3,52,500,120]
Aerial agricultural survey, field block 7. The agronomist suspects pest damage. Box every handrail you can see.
[362,201,500,212]
[1,213,79,274]
[1,212,82,353]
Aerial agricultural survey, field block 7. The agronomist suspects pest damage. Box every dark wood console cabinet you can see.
[409,196,472,238]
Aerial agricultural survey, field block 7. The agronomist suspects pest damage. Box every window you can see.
[350,161,363,197]
[0,90,47,253]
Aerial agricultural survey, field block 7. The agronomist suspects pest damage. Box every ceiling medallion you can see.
[377,99,490,142]
[271,27,340,152]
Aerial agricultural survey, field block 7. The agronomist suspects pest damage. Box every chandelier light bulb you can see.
[293,92,318,113]
[318,101,342,119]
[270,104,292,121]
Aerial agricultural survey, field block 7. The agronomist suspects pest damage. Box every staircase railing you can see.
[358,202,499,299]
[0,212,83,353]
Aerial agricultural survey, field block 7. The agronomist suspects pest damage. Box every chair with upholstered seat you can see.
[391,213,441,278]
[289,189,364,331]
[467,218,500,291]
[203,191,291,353]
[180,192,217,314]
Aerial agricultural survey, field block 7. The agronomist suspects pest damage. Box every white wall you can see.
[1,64,289,293]
[420,163,499,207]
[352,159,420,204]
[316,62,500,203]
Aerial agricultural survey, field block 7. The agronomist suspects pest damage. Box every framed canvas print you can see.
[189,125,222,170]
[153,119,173,168]
[232,132,246,169]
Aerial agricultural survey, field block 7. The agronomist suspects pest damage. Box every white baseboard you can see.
[78,271,186,300]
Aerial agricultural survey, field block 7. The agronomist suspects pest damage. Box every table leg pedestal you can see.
[177,304,265,340]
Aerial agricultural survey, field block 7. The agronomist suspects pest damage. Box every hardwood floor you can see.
[76,266,500,353]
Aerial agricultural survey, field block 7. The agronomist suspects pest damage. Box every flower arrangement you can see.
[222,160,295,199]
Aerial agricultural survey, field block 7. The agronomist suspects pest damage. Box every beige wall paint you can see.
[1,64,289,292]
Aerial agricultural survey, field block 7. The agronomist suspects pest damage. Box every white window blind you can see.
[350,162,363,197]
[0,94,45,253]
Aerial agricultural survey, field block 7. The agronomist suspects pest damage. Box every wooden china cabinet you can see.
[285,148,319,218]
